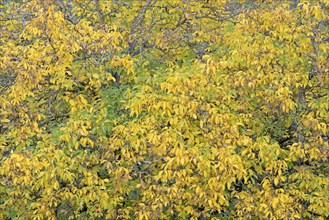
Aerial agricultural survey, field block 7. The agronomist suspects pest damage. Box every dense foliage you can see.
[0,0,328,219]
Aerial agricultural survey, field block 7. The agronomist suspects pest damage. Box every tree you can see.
[0,0,328,219]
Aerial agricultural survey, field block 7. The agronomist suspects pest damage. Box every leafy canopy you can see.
[0,0,328,219]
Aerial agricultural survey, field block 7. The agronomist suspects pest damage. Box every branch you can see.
[95,0,104,25]
[128,0,153,55]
